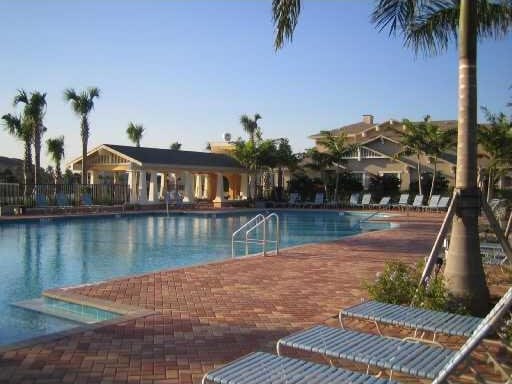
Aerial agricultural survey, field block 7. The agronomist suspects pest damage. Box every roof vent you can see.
[362,114,374,125]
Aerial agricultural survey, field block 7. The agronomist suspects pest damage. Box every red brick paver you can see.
[0,215,449,383]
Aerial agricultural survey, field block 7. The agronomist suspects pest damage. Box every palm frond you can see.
[46,136,65,163]
[272,0,301,50]
[12,89,29,107]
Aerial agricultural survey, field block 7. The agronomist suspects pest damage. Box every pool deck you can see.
[0,212,508,383]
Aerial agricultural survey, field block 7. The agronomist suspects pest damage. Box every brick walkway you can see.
[0,214,504,383]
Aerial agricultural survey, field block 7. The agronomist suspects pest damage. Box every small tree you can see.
[422,118,456,200]
[392,118,429,196]
[64,87,100,184]
[1,113,33,195]
[478,107,512,201]
[316,130,356,201]
[240,113,262,144]
[170,142,182,150]
[46,136,65,183]
[126,122,145,147]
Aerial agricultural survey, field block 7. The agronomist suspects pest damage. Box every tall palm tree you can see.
[1,113,33,194]
[392,119,428,196]
[126,122,145,147]
[231,139,258,200]
[316,130,356,201]
[273,0,512,314]
[422,120,457,200]
[478,107,512,201]
[13,90,47,185]
[46,136,65,183]
[240,113,262,144]
[63,87,100,184]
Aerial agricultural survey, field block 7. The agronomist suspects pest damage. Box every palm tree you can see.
[304,147,332,198]
[1,113,33,195]
[275,138,299,199]
[126,122,145,147]
[231,139,258,200]
[170,142,182,150]
[46,136,65,183]
[240,114,262,144]
[316,130,356,201]
[478,107,512,201]
[422,120,456,200]
[392,119,428,196]
[63,87,100,184]
[13,90,47,185]
[273,0,512,314]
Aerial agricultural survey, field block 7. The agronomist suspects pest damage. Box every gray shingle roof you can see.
[105,144,244,169]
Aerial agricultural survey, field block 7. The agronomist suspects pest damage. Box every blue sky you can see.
[1,1,511,166]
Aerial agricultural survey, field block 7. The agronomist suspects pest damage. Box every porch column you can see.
[203,175,209,199]
[148,171,158,202]
[128,171,138,203]
[159,172,168,199]
[214,173,226,203]
[240,173,248,200]
[113,172,118,184]
[138,170,148,203]
[182,171,194,203]
[195,174,202,199]
[89,170,97,185]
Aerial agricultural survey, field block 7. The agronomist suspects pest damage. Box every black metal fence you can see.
[0,183,130,208]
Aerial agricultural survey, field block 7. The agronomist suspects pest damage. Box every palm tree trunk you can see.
[23,139,33,198]
[429,158,437,201]
[56,160,62,184]
[81,117,89,185]
[334,170,340,202]
[444,0,489,315]
[417,154,423,196]
[33,125,41,186]
[486,167,493,202]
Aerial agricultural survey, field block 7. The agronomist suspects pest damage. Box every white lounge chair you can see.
[369,196,390,209]
[204,289,512,384]
[408,194,424,210]
[347,192,360,208]
[302,192,324,208]
[391,193,409,210]
[356,193,372,209]
[422,194,440,211]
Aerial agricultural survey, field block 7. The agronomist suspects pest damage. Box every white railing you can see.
[232,214,265,257]
[341,147,387,160]
[232,213,280,257]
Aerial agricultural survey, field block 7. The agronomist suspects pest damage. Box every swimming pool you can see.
[0,210,391,346]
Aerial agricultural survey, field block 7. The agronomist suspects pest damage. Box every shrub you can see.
[365,261,469,314]
[367,174,401,200]
[409,172,449,196]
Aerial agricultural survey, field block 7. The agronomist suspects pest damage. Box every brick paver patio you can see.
[0,213,507,383]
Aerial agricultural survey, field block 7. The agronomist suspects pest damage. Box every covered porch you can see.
[66,144,250,207]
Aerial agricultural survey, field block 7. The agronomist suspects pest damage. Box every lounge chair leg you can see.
[276,341,282,356]
[373,320,383,336]
[339,313,345,329]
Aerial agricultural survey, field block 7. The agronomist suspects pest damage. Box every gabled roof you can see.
[310,118,458,139]
[105,144,243,169]
[67,144,244,170]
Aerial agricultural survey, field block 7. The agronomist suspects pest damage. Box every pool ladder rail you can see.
[232,213,280,258]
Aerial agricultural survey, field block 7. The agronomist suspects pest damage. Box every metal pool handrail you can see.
[245,213,280,257]
[232,214,265,258]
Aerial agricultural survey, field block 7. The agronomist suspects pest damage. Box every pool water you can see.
[0,210,390,345]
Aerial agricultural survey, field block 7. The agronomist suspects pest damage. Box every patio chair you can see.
[201,351,398,384]
[56,192,73,212]
[480,242,509,269]
[390,193,409,210]
[407,194,424,210]
[369,196,390,209]
[434,196,450,212]
[356,193,372,209]
[277,288,512,382]
[422,194,440,211]
[347,192,360,208]
[35,193,49,208]
[302,192,324,208]
[274,192,299,208]
[204,289,512,384]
